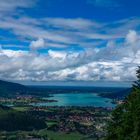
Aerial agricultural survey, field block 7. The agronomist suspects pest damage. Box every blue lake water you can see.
[33,93,115,107]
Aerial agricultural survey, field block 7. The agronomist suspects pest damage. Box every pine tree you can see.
[105,66,140,140]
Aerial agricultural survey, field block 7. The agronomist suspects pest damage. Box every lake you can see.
[32,93,115,107]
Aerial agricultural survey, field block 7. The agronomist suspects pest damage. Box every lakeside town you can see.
[0,81,115,140]
[0,92,120,140]
[0,104,112,140]
[0,95,57,106]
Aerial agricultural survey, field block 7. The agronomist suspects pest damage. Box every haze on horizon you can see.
[0,0,140,86]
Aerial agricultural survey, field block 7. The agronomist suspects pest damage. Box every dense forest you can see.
[0,80,27,97]
[0,105,46,131]
[105,66,140,140]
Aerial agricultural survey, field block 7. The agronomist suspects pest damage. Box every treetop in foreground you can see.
[105,66,140,140]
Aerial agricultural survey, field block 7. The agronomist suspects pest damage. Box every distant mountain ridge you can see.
[0,79,131,98]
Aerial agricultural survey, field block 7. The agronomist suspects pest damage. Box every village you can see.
[27,106,112,139]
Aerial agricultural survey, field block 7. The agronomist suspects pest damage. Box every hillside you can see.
[0,104,46,131]
[0,80,53,97]
[0,80,27,97]
[105,67,140,140]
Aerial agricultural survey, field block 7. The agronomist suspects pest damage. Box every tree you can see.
[105,66,140,140]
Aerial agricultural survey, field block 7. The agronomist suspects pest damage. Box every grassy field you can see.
[12,106,31,111]
[0,130,100,140]
[47,131,83,140]
[39,129,83,140]
[46,120,58,127]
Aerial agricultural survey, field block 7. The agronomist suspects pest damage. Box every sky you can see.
[0,0,140,86]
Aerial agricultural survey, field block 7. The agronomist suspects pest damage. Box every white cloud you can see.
[0,0,35,10]
[0,1,140,83]
[125,30,138,44]
[0,30,140,82]
[0,0,140,50]
[44,18,101,30]
[106,41,115,48]
[2,16,139,49]
[46,61,137,81]
[30,38,45,50]
[48,50,67,60]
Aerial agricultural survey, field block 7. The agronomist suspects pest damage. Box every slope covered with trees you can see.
[0,80,27,97]
[105,66,140,140]
[0,105,46,131]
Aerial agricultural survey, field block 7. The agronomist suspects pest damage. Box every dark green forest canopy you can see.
[105,66,140,140]
[0,105,46,131]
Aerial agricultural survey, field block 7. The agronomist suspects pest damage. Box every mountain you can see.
[0,80,27,97]
[0,80,52,97]
[98,88,131,99]
[0,79,131,98]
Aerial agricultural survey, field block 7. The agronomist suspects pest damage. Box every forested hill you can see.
[0,104,46,131]
[0,79,131,98]
[0,80,27,97]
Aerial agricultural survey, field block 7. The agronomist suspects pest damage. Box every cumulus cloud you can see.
[0,30,140,82]
[48,50,67,60]
[30,38,45,50]
[0,0,140,83]
[47,61,136,81]
[125,30,138,44]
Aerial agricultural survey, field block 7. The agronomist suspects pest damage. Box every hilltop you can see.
[0,80,27,97]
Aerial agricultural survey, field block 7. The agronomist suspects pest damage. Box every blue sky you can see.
[25,0,140,20]
[0,0,140,86]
